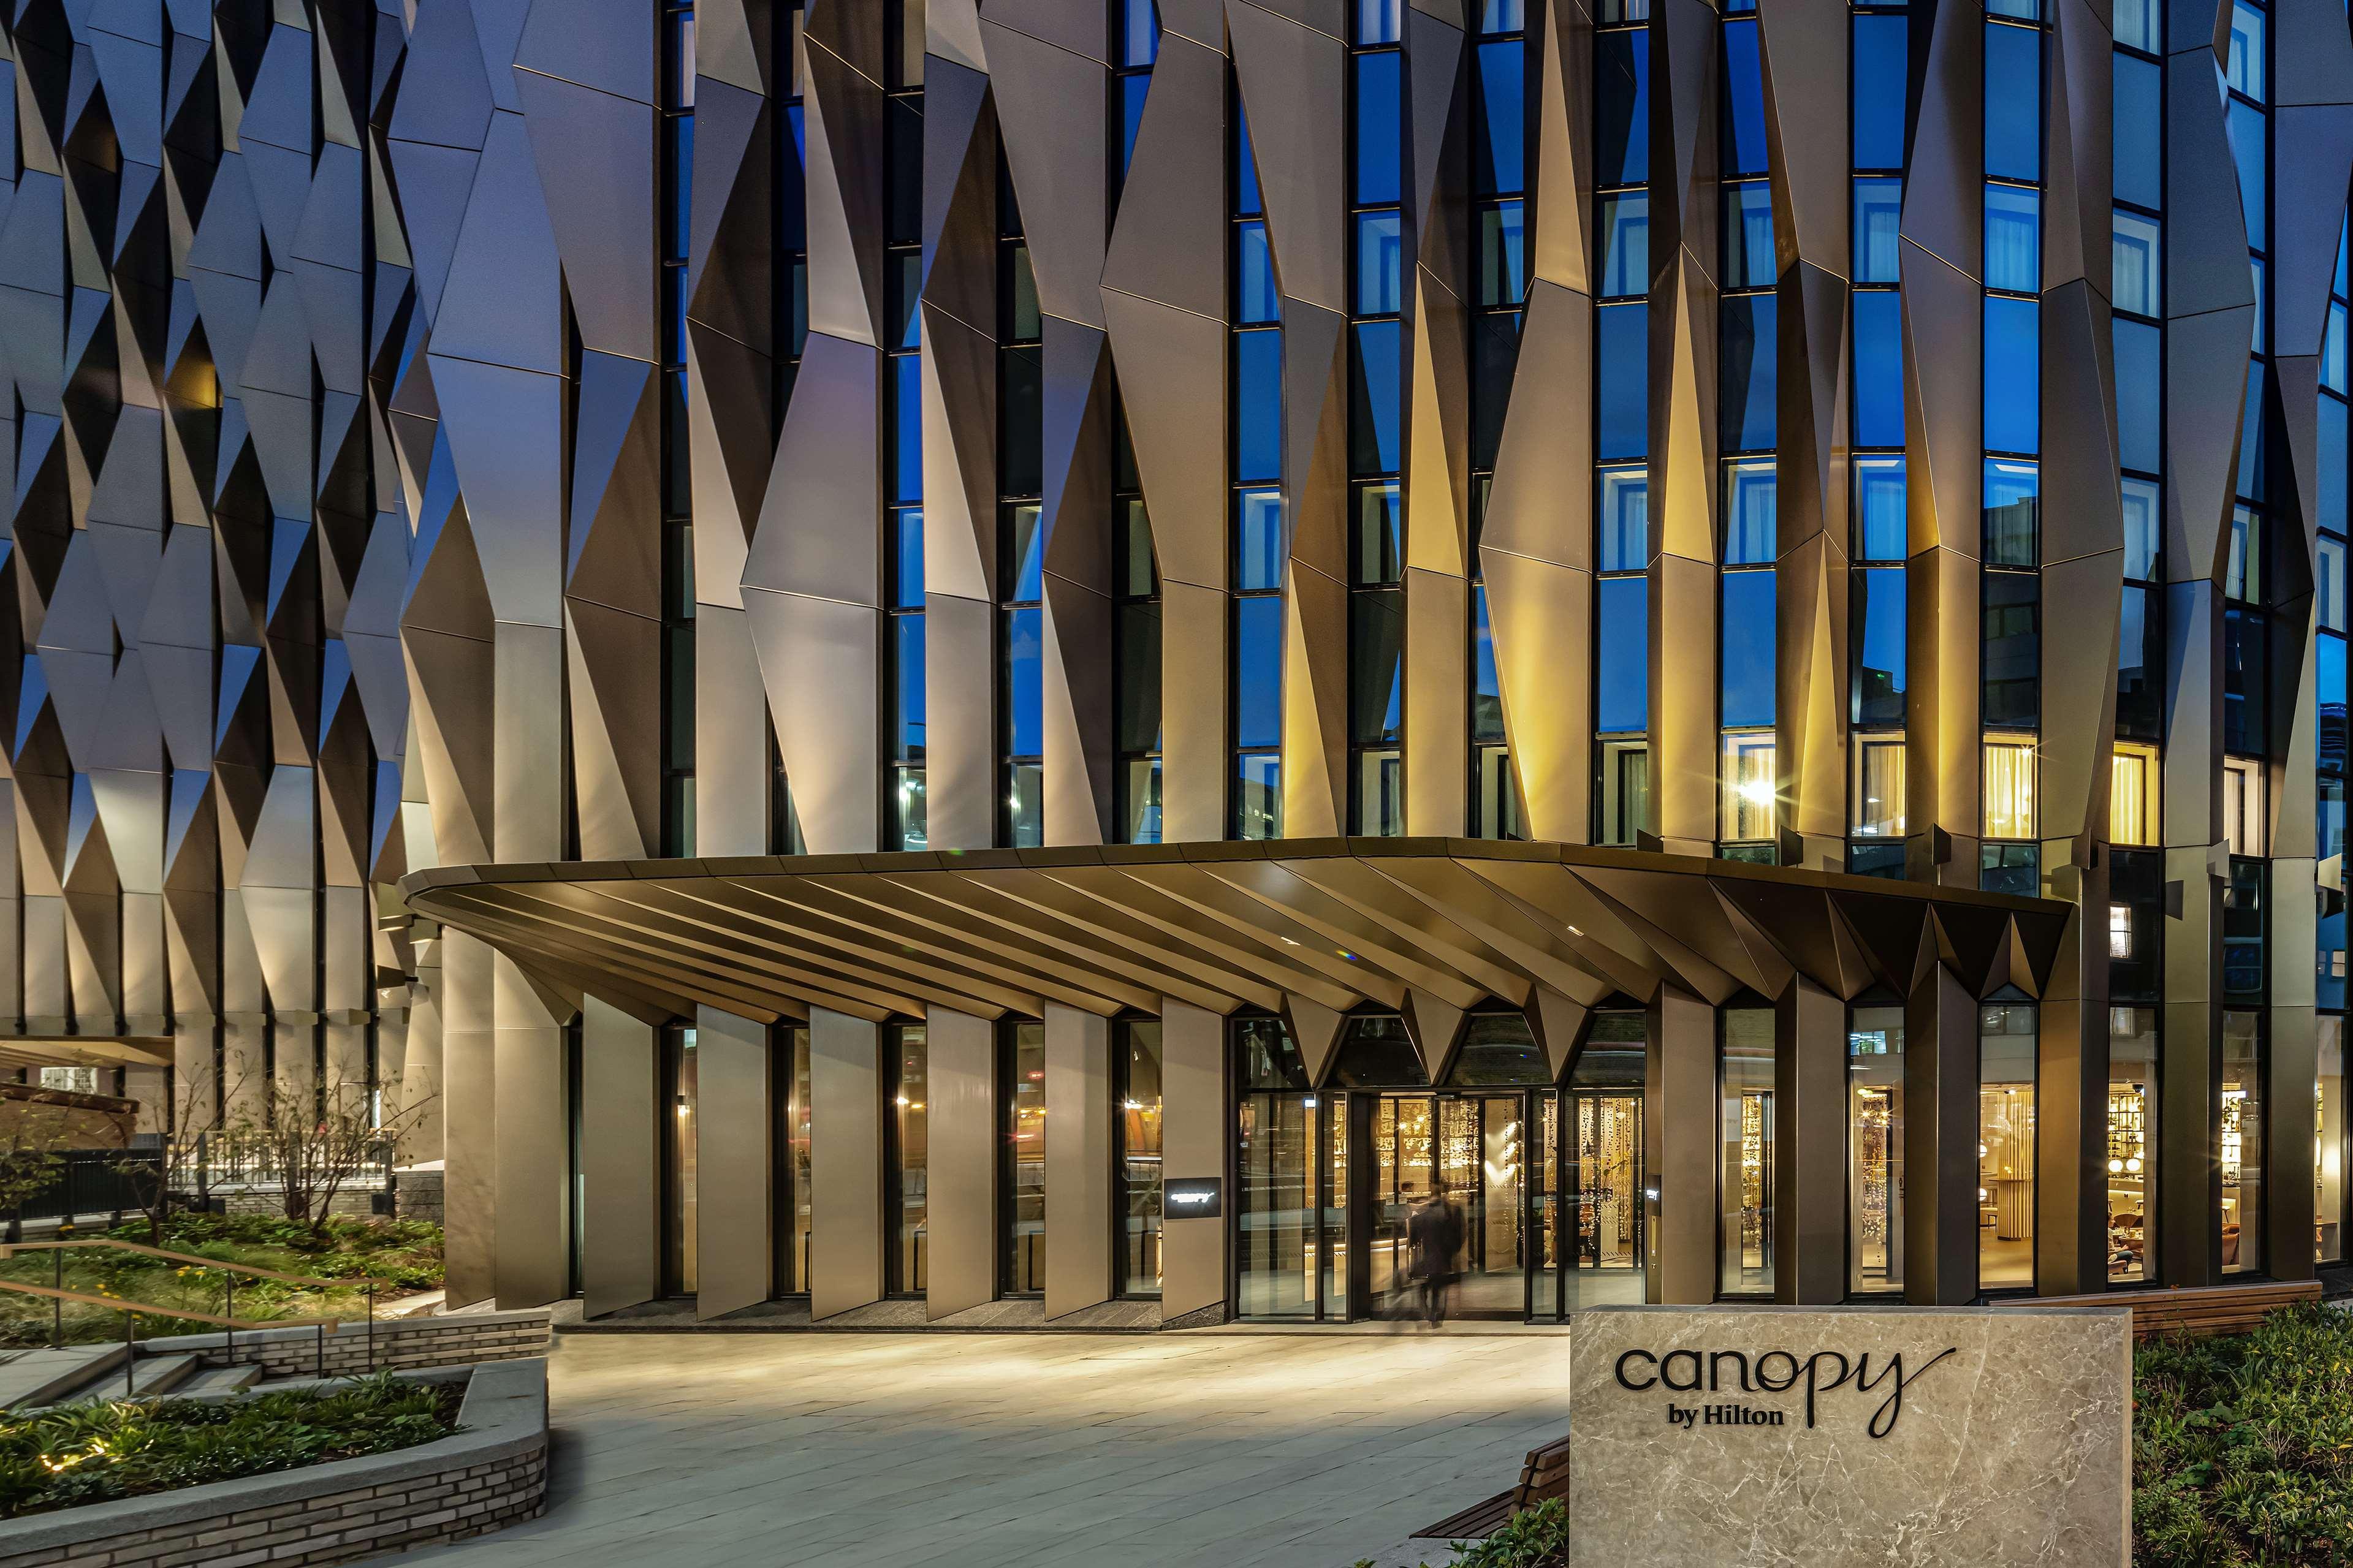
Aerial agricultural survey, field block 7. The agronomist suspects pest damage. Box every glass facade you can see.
[664,1026,699,1296]
[1235,1018,1321,1318]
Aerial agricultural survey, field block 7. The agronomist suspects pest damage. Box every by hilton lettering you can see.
[1614,1345,1960,1439]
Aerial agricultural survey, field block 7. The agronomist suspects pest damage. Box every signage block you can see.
[1568,1305,2129,1568]
[1164,1178,1222,1219]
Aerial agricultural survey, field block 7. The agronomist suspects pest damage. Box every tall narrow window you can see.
[1235,1017,1320,1317]
[1118,1019,1165,1297]
[1980,6,2045,897]
[1719,1009,1776,1296]
[1848,1002,1904,1294]
[1469,0,1528,836]
[1594,1,1649,844]
[1848,6,1907,879]
[781,1026,813,1294]
[1979,1002,2037,1291]
[663,1026,699,1296]
[2222,1013,2263,1274]
[1001,1021,1045,1293]
[999,195,1045,845]
[888,1024,929,1295]
[885,45,927,849]
[2107,1007,2157,1284]
[1347,10,1407,833]
[2323,219,2349,1013]
[1116,416,1165,843]
[1232,93,1282,839]
[660,0,699,856]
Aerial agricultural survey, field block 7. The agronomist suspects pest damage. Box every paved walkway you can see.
[390,1328,1569,1568]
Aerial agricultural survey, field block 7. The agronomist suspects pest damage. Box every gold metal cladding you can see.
[404,841,2068,1026]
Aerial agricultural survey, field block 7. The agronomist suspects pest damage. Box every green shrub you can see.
[2134,1304,2353,1567]
[1356,1498,1570,1568]
[0,1371,462,1518]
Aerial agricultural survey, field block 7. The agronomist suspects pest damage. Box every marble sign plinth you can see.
[1567,1305,2129,1567]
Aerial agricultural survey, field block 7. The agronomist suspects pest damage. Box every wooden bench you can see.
[1415,1434,1571,1541]
[1996,1279,2321,1341]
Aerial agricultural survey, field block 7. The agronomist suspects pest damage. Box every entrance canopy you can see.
[401,841,2069,1078]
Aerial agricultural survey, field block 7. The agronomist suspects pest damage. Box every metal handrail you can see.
[0,1240,392,1389]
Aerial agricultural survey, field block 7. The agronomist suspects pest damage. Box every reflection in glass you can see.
[891,1025,928,1295]
[1719,1009,1776,1295]
[1002,1022,1046,1294]
[2321,1017,2344,1265]
[2222,1013,2262,1273]
[788,1027,813,1293]
[1849,1005,1905,1294]
[1236,1018,1315,1318]
[1979,1004,2037,1291]
[2107,1008,2157,1282]
[667,1028,699,1295]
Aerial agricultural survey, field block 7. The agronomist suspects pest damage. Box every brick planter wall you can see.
[142,1307,551,1379]
[0,1358,547,1568]
[393,1168,444,1225]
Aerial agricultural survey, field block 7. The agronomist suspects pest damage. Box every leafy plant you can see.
[1363,1498,1572,1568]
[0,1371,462,1518]
[2133,1304,2353,1567]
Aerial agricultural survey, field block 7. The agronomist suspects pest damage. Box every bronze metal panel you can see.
[1477,549,1592,845]
[745,588,881,855]
[1649,549,1718,854]
[924,589,995,852]
[810,1007,889,1318]
[579,996,658,1319]
[2038,550,2124,847]
[1158,999,1230,1321]
[981,21,1108,332]
[1645,987,1715,1303]
[1897,0,1982,281]
[1531,0,1594,295]
[1404,572,1470,839]
[924,1005,999,1318]
[1226,0,1347,314]
[1157,581,1230,845]
[496,952,573,1311]
[1043,1004,1116,1317]
[695,1006,776,1319]
[1773,976,1846,1304]
[1102,32,1228,324]
[1903,961,1979,1305]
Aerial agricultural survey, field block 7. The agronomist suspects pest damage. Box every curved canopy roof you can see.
[402,840,2070,1075]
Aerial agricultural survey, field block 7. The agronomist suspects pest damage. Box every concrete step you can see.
[35,1350,206,1409]
[177,1361,263,1396]
[0,1344,126,1409]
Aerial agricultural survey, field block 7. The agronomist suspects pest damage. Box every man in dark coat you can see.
[1407,1187,1466,1327]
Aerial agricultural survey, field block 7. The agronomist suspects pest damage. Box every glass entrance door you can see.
[1535,1089,1645,1315]
[1365,1093,1529,1320]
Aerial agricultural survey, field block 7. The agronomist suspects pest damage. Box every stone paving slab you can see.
[374,1328,1568,1568]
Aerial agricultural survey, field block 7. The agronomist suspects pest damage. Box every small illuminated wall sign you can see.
[1165,1179,1223,1219]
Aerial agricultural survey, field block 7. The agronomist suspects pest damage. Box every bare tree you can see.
[232,1071,438,1233]
[114,1058,246,1248]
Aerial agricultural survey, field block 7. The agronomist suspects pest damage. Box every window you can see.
[1852,738,1905,839]
[1849,1004,1905,1295]
[1116,423,1163,843]
[2321,1016,2344,1266]
[1719,1009,1776,1297]
[1984,738,2037,841]
[1979,1003,2037,1292]
[2223,756,2267,857]
[1118,1020,1163,1297]
[2108,1008,2156,1284]
[888,1025,928,1295]
[663,1026,699,1296]
[1001,1021,1045,1295]
[1720,734,1776,845]
[1598,738,1651,846]
[2111,741,2158,846]
[781,1027,812,1294]
[1232,95,1281,842]
[2222,1013,2262,1274]
[889,509,928,848]
[1235,1018,1328,1319]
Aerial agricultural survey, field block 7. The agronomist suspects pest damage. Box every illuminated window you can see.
[2109,903,2134,960]
[2223,756,2267,856]
[1852,737,1906,837]
[1598,738,1651,846]
[2110,741,2158,846]
[1720,734,1777,844]
[1983,737,2037,839]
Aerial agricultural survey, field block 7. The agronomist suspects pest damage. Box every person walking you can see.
[1408,1187,1467,1327]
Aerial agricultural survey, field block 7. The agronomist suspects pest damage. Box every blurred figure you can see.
[1407,1186,1467,1327]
